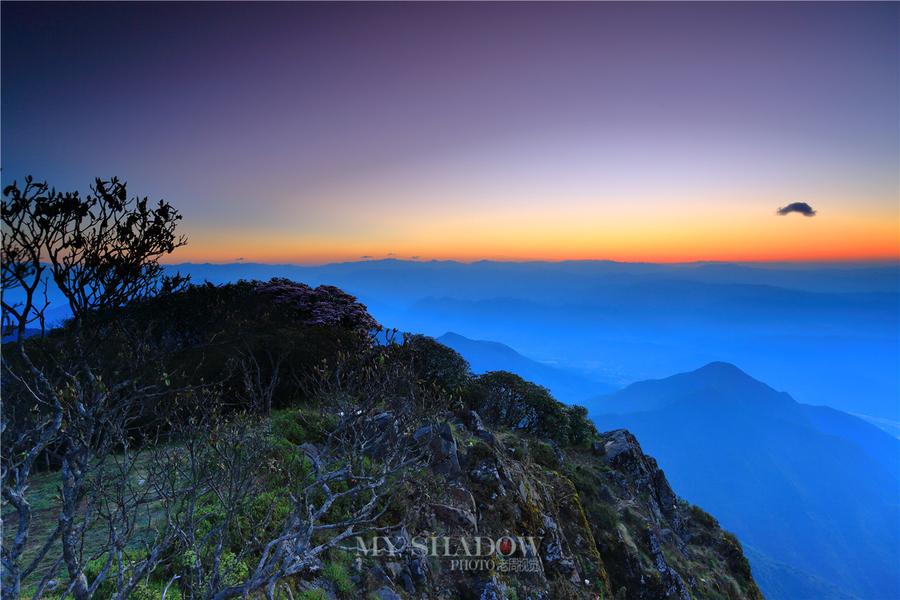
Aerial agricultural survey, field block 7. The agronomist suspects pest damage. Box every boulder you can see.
[413,422,461,477]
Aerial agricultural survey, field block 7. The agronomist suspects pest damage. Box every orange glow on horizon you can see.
[166,227,899,266]
[165,200,899,266]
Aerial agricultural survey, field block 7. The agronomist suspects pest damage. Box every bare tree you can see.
[134,383,422,600]
[233,348,283,415]
[1,176,189,598]
[2,175,188,334]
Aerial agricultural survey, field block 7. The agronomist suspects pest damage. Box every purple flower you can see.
[254,278,379,332]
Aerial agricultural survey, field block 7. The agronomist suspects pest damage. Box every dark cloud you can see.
[777,202,816,217]
[359,255,373,259]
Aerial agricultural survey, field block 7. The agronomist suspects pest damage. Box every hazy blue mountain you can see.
[853,413,900,439]
[588,362,900,600]
[435,332,616,403]
[9,259,899,421]
[744,547,859,600]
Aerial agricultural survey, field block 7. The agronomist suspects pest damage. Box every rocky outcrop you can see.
[413,422,462,477]
[363,414,763,600]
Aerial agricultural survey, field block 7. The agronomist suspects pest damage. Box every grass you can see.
[4,450,172,595]
[323,560,354,597]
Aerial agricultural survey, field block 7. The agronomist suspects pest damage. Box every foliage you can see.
[467,371,597,446]
[530,440,560,469]
[397,334,471,393]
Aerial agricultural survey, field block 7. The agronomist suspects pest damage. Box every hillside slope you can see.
[3,280,764,600]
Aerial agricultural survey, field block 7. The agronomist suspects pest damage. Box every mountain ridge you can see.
[436,331,617,402]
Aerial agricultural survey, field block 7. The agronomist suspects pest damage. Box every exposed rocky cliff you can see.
[298,411,764,600]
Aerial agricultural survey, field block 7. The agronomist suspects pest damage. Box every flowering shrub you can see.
[255,278,378,332]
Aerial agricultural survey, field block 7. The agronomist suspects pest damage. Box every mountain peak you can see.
[697,360,744,373]
[692,361,755,381]
[592,361,792,416]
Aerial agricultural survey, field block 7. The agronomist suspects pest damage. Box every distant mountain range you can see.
[10,259,898,423]
[435,332,616,403]
[588,362,900,600]
[167,260,900,425]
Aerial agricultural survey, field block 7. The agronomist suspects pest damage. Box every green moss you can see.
[235,488,294,541]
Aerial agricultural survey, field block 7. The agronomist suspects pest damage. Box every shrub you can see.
[468,372,566,442]
[400,334,471,392]
[131,581,182,600]
[271,410,309,444]
[174,549,249,591]
[530,440,559,469]
[566,405,597,446]
[467,372,598,447]
[690,504,719,529]
[465,437,495,464]
[238,489,294,537]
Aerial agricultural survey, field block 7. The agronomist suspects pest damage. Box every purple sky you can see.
[3,2,897,263]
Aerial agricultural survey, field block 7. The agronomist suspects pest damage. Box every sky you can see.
[2,2,898,264]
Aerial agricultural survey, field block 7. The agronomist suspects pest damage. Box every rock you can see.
[366,565,391,588]
[648,532,691,600]
[432,502,478,531]
[470,459,506,496]
[591,440,606,455]
[601,429,680,525]
[400,571,415,594]
[384,561,404,579]
[373,586,402,600]
[363,412,400,458]
[447,485,477,513]
[466,410,496,445]
[479,579,504,600]
[466,410,487,431]
[539,514,577,577]
[409,557,429,582]
[413,422,462,477]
